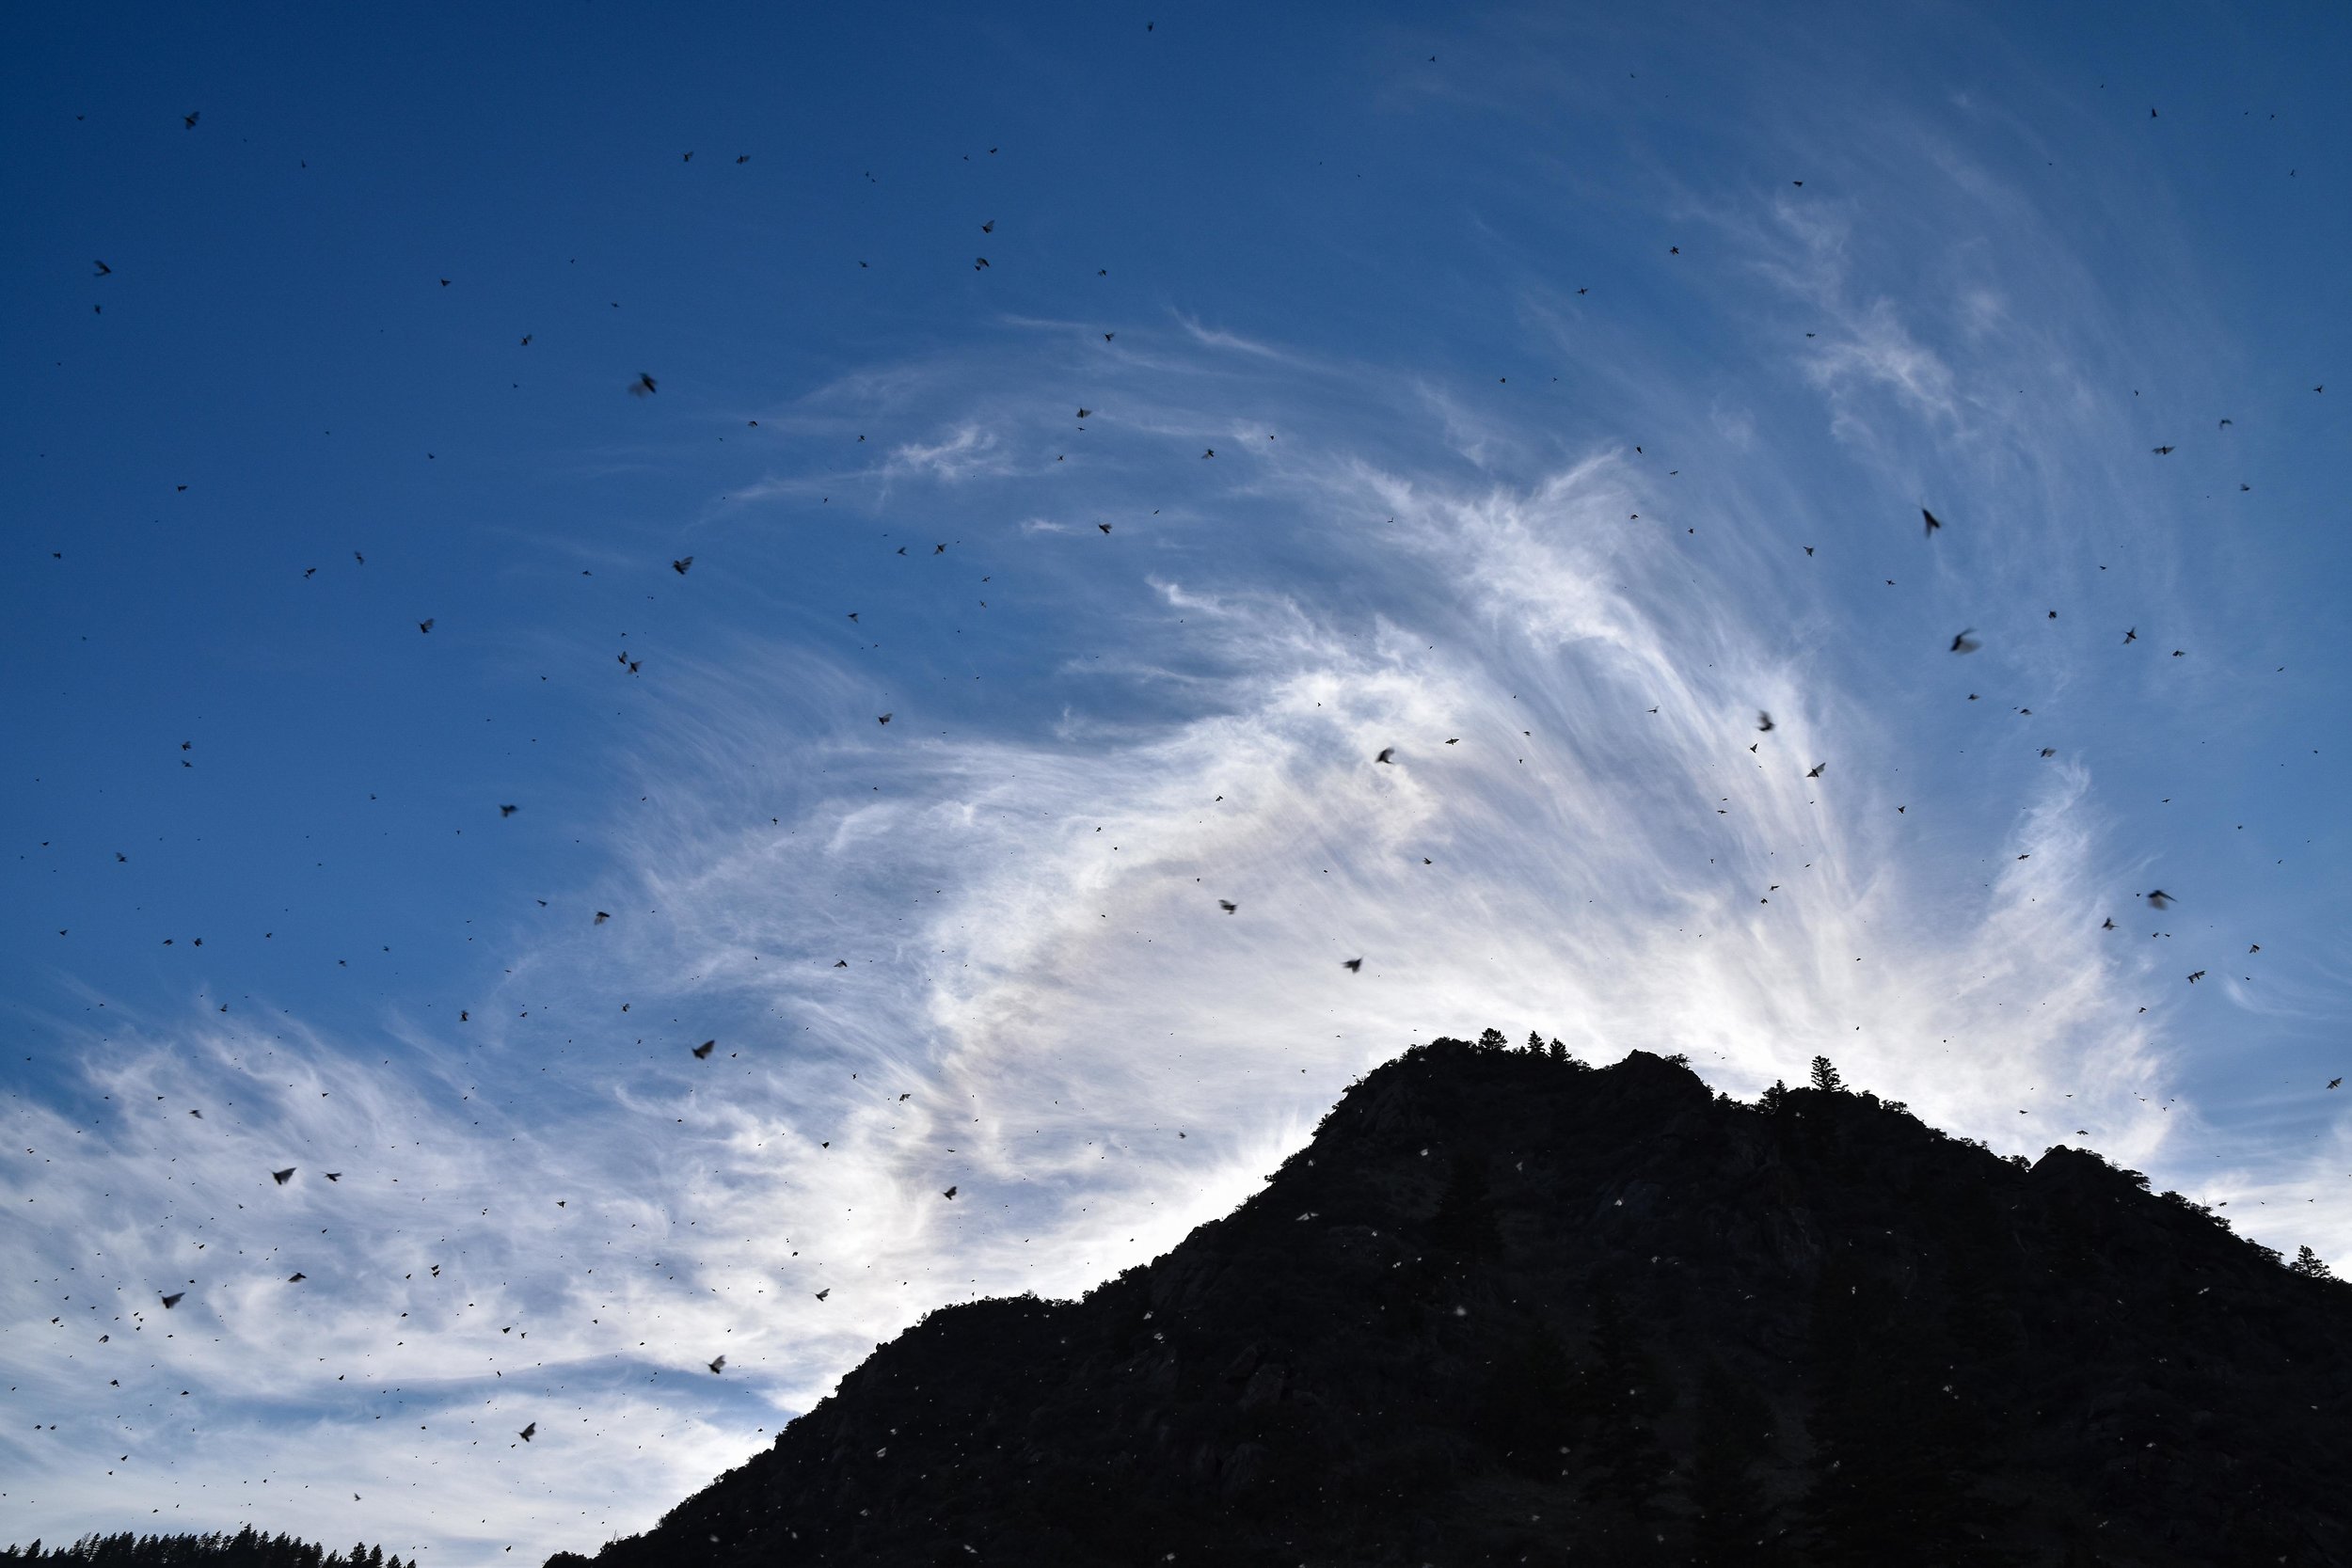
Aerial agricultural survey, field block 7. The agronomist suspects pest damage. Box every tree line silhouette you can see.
[1,1529,409,1568]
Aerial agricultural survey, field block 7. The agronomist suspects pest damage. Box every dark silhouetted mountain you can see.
[554,1036,2348,1565]
[2,1528,408,1568]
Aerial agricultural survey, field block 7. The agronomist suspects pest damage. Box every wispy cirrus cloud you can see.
[882,421,1018,483]
[0,353,2248,1560]
[8,52,2341,1564]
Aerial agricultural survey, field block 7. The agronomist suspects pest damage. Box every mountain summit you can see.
[552,1037,2352,1567]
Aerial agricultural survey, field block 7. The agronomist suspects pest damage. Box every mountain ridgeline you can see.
[554,1037,2352,1567]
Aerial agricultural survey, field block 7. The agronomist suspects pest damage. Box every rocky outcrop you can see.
[552,1039,2352,1567]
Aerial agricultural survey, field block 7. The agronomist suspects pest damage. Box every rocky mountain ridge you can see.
[551,1037,2352,1567]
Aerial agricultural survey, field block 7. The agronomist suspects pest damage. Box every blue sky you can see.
[5,1,2348,1559]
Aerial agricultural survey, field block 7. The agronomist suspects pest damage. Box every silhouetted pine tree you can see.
[1477,1319,1578,1477]
[1689,1361,1781,1566]
[1799,1249,2010,1565]
[1576,1286,1675,1563]
[1939,1187,2026,1465]
[1427,1149,1502,1268]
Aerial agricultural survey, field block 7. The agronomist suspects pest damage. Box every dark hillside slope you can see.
[553,1038,2352,1568]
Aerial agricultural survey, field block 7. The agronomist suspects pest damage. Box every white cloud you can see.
[883,421,1016,483]
[1172,315,1296,361]
[8,66,2340,1564]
